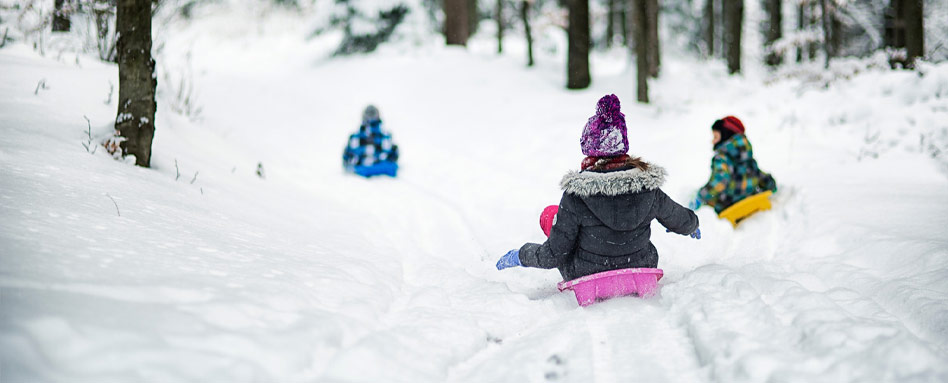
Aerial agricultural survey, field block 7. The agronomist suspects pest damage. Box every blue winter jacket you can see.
[342,119,400,174]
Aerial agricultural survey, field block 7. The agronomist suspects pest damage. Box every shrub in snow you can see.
[319,0,411,56]
[332,2,409,56]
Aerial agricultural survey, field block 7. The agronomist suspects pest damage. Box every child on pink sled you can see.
[496,95,700,305]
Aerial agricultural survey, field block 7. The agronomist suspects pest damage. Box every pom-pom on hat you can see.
[581,94,629,157]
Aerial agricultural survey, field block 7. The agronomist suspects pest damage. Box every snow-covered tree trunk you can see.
[724,0,742,74]
[445,0,470,45]
[115,0,156,167]
[566,0,591,89]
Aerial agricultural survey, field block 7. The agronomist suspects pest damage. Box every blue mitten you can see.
[496,249,521,270]
[666,227,702,240]
[690,228,701,240]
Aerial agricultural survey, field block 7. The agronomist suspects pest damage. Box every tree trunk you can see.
[606,0,616,47]
[52,0,71,32]
[619,4,628,46]
[796,2,805,62]
[445,0,470,45]
[633,0,649,102]
[724,0,742,74]
[496,0,503,53]
[831,13,842,56]
[704,0,714,57]
[646,0,660,77]
[521,0,534,66]
[115,0,156,167]
[903,0,924,67]
[807,0,817,61]
[566,0,591,89]
[818,0,832,68]
[765,0,781,66]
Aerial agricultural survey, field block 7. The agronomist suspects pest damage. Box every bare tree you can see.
[445,0,470,45]
[632,0,649,102]
[796,1,804,62]
[902,0,924,67]
[645,0,660,77]
[52,0,71,32]
[114,0,157,167]
[496,0,504,53]
[765,0,782,66]
[704,0,715,56]
[724,0,743,74]
[521,0,535,66]
[566,0,591,89]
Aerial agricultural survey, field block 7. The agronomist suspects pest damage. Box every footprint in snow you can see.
[544,354,566,381]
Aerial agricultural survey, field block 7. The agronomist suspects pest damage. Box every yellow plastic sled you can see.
[718,191,774,228]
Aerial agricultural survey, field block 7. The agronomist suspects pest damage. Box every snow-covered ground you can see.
[2,7,948,382]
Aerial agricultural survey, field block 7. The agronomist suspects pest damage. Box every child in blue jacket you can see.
[342,105,400,177]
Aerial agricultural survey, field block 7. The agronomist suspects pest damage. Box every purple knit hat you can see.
[580,94,629,157]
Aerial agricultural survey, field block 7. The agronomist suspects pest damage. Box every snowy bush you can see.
[330,0,410,56]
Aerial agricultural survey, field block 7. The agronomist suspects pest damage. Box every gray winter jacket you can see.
[518,163,698,281]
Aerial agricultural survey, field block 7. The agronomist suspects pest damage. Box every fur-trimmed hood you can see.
[560,162,667,197]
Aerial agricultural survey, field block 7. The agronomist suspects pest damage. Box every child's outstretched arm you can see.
[654,189,700,236]
[697,155,731,209]
[518,195,581,270]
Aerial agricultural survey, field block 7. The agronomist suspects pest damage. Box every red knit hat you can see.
[721,116,745,134]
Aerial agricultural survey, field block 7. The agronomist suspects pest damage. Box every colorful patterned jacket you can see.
[342,119,399,170]
[698,134,777,213]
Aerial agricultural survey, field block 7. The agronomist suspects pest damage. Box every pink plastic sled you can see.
[557,268,664,306]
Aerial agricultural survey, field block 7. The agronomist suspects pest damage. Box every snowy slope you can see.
[2,10,948,382]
